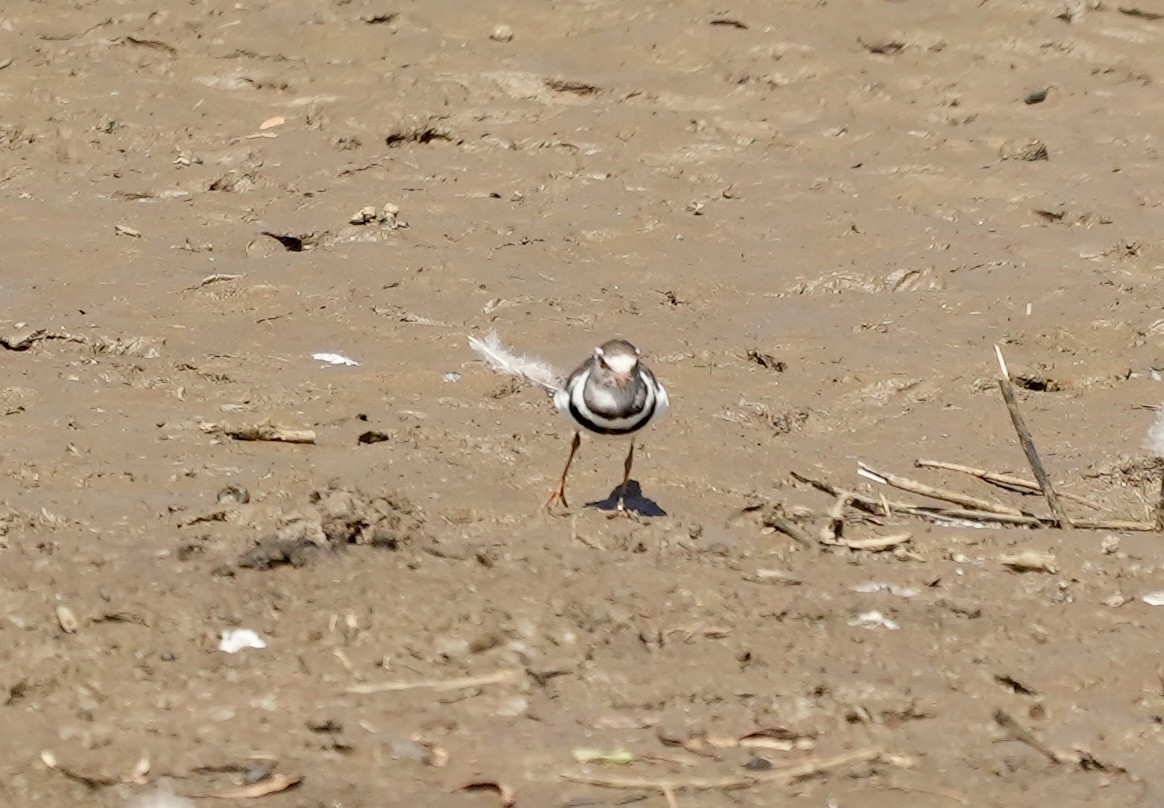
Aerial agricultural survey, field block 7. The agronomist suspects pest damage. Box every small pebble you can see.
[389,738,430,763]
[1023,88,1049,105]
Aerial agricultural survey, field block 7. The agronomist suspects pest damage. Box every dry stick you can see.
[915,459,1103,510]
[761,507,817,550]
[857,462,1024,516]
[1157,475,1164,533]
[1070,518,1156,531]
[224,424,317,444]
[561,748,884,792]
[344,668,521,695]
[661,785,680,808]
[821,493,852,542]
[994,346,1070,528]
[886,783,970,805]
[793,473,1154,530]
[992,709,1077,765]
[790,472,1045,527]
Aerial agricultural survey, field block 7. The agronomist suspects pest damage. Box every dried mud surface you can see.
[3,1,1164,806]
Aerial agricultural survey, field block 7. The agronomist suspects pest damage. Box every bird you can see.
[468,333,670,513]
[543,339,669,513]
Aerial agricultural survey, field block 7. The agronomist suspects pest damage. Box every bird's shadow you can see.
[585,479,667,518]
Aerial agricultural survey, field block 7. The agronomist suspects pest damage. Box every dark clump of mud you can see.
[239,485,425,570]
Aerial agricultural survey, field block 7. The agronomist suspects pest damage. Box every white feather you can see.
[1145,406,1164,457]
[468,332,564,394]
[130,789,195,808]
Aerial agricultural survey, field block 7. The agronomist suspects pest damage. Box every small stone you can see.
[56,605,79,634]
[349,205,379,225]
[494,696,529,717]
[381,203,401,229]
[389,738,430,763]
[490,24,514,42]
[656,716,703,747]
[432,636,470,659]
[217,484,250,505]
[1000,138,1049,162]
[1023,88,1049,105]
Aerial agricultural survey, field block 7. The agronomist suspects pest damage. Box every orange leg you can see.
[615,438,635,513]
[542,431,581,510]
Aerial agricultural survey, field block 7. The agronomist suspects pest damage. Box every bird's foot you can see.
[607,499,637,520]
[541,485,569,512]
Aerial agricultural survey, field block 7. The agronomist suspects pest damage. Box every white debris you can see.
[848,610,899,630]
[313,352,360,367]
[443,371,461,383]
[131,788,196,808]
[1142,592,1164,607]
[219,628,267,653]
[1145,407,1164,456]
[852,582,919,598]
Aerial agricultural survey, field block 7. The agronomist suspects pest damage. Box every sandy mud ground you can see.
[3,0,1164,805]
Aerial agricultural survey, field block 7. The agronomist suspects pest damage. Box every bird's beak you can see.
[613,372,632,384]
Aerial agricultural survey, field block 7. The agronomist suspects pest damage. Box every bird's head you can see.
[594,339,640,386]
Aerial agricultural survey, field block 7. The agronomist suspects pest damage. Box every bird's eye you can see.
[597,356,609,369]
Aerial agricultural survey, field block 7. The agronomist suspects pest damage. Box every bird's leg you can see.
[615,438,635,513]
[542,431,581,510]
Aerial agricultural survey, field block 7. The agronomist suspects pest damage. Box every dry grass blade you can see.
[914,459,1103,510]
[210,773,303,799]
[1068,518,1156,531]
[345,668,522,694]
[836,532,911,551]
[790,472,1045,527]
[857,462,1024,516]
[562,748,886,791]
[994,346,1069,527]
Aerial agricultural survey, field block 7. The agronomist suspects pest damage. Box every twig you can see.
[994,346,1070,528]
[188,272,244,291]
[821,493,851,542]
[993,708,1076,765]
[1157,475,1164,533]
[915,459,1103,510]
[661,785,680,808]
[791,472,1045,526]
[770,748,886,782]
[562,772,755,791]
[345,668,522,695]
[562,748,885,791]
[795,473,1155,530]
[886,783,969,804]
[835,532,911,551]
[857,462,1024,516]
[760,506,817,550]
[993,709,1124,773]
[1069,518,1157,532]
[220,424,316,444]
